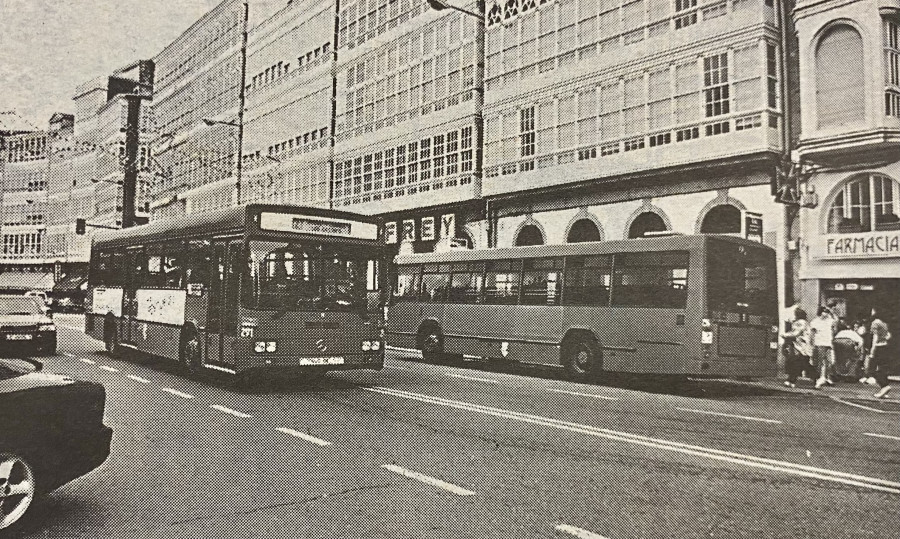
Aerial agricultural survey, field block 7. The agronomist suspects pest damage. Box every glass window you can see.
[563,255,612,305]
[707,243,775,316]
[521,258,563,305]
[484,259,521,304]
[612,251,688,308]
[447,262,485,303]
[421,264,451,303]
[394,266,421,302]
[184,240,212,287]
[827,174,900,233]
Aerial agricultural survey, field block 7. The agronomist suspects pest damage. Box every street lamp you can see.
[90,178,124,186]
[426,0,485,19]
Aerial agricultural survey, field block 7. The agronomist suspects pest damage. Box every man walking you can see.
[809,306,835,389]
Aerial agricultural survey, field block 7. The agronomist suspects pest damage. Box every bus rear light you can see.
[701,331,713,345]
[701,319,712,328]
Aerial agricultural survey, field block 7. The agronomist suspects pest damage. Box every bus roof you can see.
[395,234,772,265]
[93,204,380,250]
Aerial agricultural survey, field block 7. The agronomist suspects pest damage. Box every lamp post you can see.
[202,117,244,205]
[426,0,487,244]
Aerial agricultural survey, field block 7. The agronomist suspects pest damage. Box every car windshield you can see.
[245,240,371,312]
[0,358,38,380]
[0,297,43,316]
[707,242,776,316]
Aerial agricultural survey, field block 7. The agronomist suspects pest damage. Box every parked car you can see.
[0,357,113,532]
[0,295,57,356]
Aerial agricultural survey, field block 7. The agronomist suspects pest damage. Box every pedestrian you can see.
[809,306,836,389]
[868,308,893,398]
[857,319,876,384]
[833,320,864,379]
[782,308,812,387]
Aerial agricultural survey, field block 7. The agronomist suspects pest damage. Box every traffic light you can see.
[75,218,86,235]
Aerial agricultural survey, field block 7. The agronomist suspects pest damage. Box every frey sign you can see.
[385,213,456,244]
[813,231,900,259]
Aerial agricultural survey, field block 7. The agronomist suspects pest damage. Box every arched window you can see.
[815,25,865,129]
[628,212,667,238]
[700,205,742,234]
[515,224,544,246]
[827,174,900,233]
[567,219,602,243]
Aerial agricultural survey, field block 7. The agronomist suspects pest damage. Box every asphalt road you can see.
[13,316,900,539]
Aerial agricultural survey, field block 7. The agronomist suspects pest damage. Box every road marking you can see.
[381,464,476,496]
[161,387,195,399]
[555,524,610,539]
[63,352,75,358]
[98,365,120,373]
[365,386,900,495]
[211,405,252,418]
[275,427,332,447]
[548,388,619,401]
[386,345,420,354]
[203,363,237,374]
[384,365,415,372]
[864,432,900,442]
[446,373,502,385]
[127,374,151,384]
[830,396,899,414]
[675,407,782,424]
[79,358,96,365]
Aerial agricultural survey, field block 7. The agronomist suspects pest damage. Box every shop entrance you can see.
[822,279,900,356]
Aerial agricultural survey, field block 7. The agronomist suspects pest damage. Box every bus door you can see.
[122,247,144,345]
[206,239,241,367]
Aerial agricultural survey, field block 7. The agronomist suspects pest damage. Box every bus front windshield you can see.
[707,242,776,317]
[245,240,368,312]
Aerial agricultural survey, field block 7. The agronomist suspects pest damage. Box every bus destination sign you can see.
[259,212,379,240]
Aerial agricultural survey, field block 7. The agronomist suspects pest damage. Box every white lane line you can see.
[548,388,619,401]
[830,396,898,414]
[98,365,120,373]
[555,524,611,539]
[63,352,76,358]
[446,373,503,385]
[365,386,900,495]
[275,427,332,447]
[211,405,252,418]
[675,407,782,424]
[386,345,420,354]
[203,363,237,374]
[161,387,195,399]
[127,374,151,384]
[864,432,900,442]
[79,358,96,365]
[384,365,415,372]
[381,464,476,496]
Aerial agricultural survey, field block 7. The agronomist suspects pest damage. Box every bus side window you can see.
[394,266,421,302]
[484,260,521,305]
[611,251,689,308]
[109,252,125,287]
[91,251,112,287]
[162,241,184,289]
[184,240,212,289]
[522,258,563,306]
[126,248,147,289]
[447,262,484,304]
[146,244,165,288]
[420,263,451,303]
[562,255,611,306]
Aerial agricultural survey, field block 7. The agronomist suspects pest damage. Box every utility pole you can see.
[122,95,142,229]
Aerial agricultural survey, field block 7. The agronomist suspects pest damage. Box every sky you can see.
[0,0,226,128]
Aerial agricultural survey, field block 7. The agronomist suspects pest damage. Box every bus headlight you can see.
[254,341,266,353]
[266,341,277,353]
[361,340,372,351]
[371,340,381,351]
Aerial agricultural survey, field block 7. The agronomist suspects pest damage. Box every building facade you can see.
[792,0,900,332]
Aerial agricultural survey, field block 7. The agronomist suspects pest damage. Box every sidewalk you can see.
[728,376,900,402]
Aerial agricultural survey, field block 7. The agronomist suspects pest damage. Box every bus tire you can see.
[417,323,444,363]
[179,326,204,374]
[562,335,601,382]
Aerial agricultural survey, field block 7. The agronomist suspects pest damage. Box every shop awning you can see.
[52,273,88,292]
[0,272,55,292]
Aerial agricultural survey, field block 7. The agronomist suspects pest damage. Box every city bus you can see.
[85,204,386,378]
[388,234,778,381]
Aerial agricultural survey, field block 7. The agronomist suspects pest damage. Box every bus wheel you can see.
[563,338,601,382]
[418,327,444,363]
[180,328,203,374]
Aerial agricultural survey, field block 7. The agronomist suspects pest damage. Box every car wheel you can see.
[563,337,601,382]
[0,452,37,532]
[180,329,203,374]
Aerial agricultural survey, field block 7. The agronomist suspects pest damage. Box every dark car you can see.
[0,296,57,356]
[0,358,112,532]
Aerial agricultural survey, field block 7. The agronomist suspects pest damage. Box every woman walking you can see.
[869,308,893,398]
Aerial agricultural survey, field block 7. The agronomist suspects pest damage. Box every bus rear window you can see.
[707,243,776,316]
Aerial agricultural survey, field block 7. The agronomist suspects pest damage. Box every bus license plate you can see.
[298,357,344,366]
[6,334,33,340]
